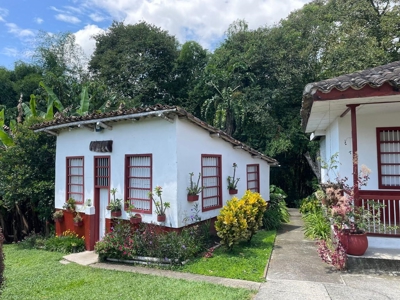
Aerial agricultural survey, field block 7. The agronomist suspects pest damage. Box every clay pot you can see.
[157,214,166,222]
[229,189,238,195]
[339,230,368,256]
[187,194,199,202]
[111,210,122,218]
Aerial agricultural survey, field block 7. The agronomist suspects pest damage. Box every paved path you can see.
[63,208,400,299]
[255,208,400,299]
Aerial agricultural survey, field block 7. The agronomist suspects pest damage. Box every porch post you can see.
[348,104,360,205]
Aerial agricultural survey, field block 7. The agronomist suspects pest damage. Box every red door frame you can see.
[94,156,110,243]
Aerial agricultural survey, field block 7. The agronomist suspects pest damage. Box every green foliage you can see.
[3,244,252,299]
[299,194,321,214]
[176,230,276,282]
[95,221,208,264]
[302,211,331,241]
[17,231,45,249]
[262,185,290,230]
[215,191,267,250]
[44,230,85,253]
[89,21,179,105]
[0,227,4,292]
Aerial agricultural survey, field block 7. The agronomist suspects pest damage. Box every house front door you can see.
[94,156,110,242]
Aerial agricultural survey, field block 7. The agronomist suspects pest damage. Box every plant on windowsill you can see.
[227,163,240,195]
[63,198,76,212]
[187,172,203,201]
[149,186,170,222]
[126,203,142,224]
[107,188,122,217]
[73,213,83,227]
[52,210,64,223]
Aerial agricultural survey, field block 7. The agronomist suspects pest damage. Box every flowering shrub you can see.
[95,221,207,264]
[215,191,267,250]
[316,229,347,270]
[44,230,85,253]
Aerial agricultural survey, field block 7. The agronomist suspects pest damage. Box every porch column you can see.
[348,104,360,205]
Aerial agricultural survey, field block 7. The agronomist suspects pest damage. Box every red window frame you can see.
[201,154,222,212]
[247,164,260,193]
[377,127,400,189]
[125,154,152,214]
[94,156,110,189]
[66,156,84,204]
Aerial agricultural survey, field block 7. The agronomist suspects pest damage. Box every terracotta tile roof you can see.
[301,60,400,131]
[31,104,278,165]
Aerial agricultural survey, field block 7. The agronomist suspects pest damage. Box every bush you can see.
[95,221,208,264]
[299,194,321,214]
[44,230,85,253]
[17,231,44,249]
[263,208,282,230]
[0,227,4,292]
[303,211,331,241]
[262,185,290,230]
[241,191,268,241]
[215,191,267,250]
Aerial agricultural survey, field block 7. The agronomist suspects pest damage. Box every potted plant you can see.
[187,172,203,201]
[149,186,170,222]
[126,203,142,224]
[227,163,240,195]
[63,198,76,212]
[73,213,83,227]
[52,210,64,223]
[107,188,122,217]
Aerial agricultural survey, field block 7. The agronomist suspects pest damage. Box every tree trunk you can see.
[304,151,321,182]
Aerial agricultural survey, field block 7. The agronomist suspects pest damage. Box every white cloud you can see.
[0,7,8,22]
[84,0,310,49]
[50,6,66,13]
[89,13,105,22]
[55,14,81,24]
[1,47,18,57]
[34,17,44,24]
[74,24,105,59]
[6,23,35,38]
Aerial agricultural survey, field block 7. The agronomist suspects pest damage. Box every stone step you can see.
[347,247,400,274]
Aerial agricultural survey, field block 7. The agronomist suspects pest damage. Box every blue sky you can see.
[0,0,310,70]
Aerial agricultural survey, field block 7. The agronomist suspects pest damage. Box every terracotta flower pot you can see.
[130,214,142,224]
[54,216,64,223]
[187,194,199,202]
[111,210,122,218]
[229,189,238,195]
[339,230,368,256]
[157,214,166,222]
[74,221,83,227]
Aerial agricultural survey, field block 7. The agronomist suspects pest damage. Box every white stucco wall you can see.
[320,118,340,183]
[55,118,178,225]
[176,118,271,228]
[322,110,400,190]
[54,116,273,229]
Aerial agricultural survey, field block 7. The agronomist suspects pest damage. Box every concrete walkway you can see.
[255,208,400,299]
[63,208,400,299]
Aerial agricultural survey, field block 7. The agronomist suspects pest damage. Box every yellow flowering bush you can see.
[215,191,267,250]
[240,190,267,242]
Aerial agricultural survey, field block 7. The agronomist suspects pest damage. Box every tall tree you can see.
[89,21,179,106]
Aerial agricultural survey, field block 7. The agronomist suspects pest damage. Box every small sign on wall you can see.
[89,140,113,152]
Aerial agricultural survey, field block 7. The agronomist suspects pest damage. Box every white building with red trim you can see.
[33,104,278,250]
[301,61,400,248]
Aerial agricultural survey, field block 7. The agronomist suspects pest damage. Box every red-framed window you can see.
[66,156,84,203]
[201,155,222,211]
[125,154,152,214]
[377,128,400,189]
[247,164,260,193]
[94,156,110,189]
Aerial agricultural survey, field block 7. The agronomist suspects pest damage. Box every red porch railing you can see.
[358,190,400,237]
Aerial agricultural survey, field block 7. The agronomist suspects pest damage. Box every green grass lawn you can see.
[2,245,254,300]
[176,229,276,282]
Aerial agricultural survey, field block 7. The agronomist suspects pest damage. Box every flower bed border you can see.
[106,256,190,266]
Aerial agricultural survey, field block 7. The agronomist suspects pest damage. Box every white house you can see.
[33,104,278,250]
[301,61,400,247]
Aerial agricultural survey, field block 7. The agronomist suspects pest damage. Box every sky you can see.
[0,0,311,69]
